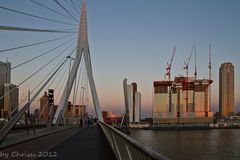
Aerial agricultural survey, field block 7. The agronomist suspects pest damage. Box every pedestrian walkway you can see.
[0,126,116,160]
[37,127,117,160]
[0,127,81,160]
[0,126,76,149]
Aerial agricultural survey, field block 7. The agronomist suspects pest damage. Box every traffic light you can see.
[177,112,180,118]
[48,89,54,105]
[205,112,208,117]
[68,101,71,111]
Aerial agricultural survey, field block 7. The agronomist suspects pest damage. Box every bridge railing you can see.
[98,121,169,160]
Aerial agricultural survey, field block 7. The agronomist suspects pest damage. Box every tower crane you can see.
[183,46,194,112]
[194,46,197,79]
[165,46,176,81]
[184,46,194,78]
[165,46,176,112]
[208,43,212,113]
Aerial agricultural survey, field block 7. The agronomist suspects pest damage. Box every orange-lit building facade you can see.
[153,76,213,124]
[219,62,234,117]
[40,91,86,123]
[102,111,123,125]
[64,101,86,118]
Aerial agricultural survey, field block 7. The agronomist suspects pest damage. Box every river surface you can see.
[129,129,240,160]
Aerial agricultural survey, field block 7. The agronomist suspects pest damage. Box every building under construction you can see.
[153,76,213,124]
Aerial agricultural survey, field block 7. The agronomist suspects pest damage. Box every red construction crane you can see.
[165,46,176,81]
[183,46,194,112]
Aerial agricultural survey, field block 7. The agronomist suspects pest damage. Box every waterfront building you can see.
[123,79,141,123]
[0,61,19,118]
[153,76,213,124]
[102,111,123,125]
[219,62,234,117]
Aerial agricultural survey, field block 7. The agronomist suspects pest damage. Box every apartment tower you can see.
[219,62,234,117]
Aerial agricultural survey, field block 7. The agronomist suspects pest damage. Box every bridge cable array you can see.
[30,0,73,20]
[63,0,81,17]
[0,0,89,143]
[0,6,76,26]
[53,0,79,23]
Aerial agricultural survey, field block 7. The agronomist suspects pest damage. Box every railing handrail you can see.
[98,121,169,160]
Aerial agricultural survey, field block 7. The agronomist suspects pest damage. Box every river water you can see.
[129,129,240,160]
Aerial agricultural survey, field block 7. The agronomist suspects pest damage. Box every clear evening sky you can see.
[0,0,239,117]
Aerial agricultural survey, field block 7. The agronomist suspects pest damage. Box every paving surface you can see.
[0,127,116,160]
[37,127,117,160]
[0,126,76,149]
[0,127,81,160]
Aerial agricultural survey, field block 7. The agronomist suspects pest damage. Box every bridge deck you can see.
[0,127,116,160]
[40,127,116,160]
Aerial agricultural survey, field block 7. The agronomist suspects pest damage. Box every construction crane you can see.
[164,46,176,112]
[183,46,194,112]
[194,46,197,79]
[184,46,195,77]
[208,43,212,112]
[165,46,176,81]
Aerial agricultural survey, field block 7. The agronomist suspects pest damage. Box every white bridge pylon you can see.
[52,1,103,125]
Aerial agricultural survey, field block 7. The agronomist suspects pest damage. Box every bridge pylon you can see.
[52,1,103,125]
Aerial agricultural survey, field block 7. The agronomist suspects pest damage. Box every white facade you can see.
[123,80,141,123]
[126,85,133,122]
[153,78,213,124]
[171,93,177,113]
[134,92,141,122]
[154,93,168,113]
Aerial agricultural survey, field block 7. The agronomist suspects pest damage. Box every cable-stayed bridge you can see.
[0,1,168,160]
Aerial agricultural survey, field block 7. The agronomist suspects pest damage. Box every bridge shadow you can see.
[0,126,116,160]
[37,126,117,160]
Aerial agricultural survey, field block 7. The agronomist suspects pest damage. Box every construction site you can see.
[153,45,213,125]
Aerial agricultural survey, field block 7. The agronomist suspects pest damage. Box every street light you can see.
[81,87,86,121]
[66,56,75,124]
[66,56,75,96]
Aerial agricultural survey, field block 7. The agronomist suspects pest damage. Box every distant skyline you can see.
[0,0,239,117]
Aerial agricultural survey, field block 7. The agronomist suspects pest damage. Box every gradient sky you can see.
[0,0,239,117]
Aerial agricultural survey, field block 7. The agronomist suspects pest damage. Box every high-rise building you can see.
[39,92,49,122]
[0,61,11,111]
[123,79,141,123]
[0,61,11,85]
[3,83,19,118]
[0,61,18,118]
[153,76,213,124]
[219,62,234,117]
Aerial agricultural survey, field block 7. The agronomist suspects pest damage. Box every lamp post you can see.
[81,87,86,123]
[66,56,75,125]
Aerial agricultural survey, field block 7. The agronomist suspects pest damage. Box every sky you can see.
[0,0,240,118]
